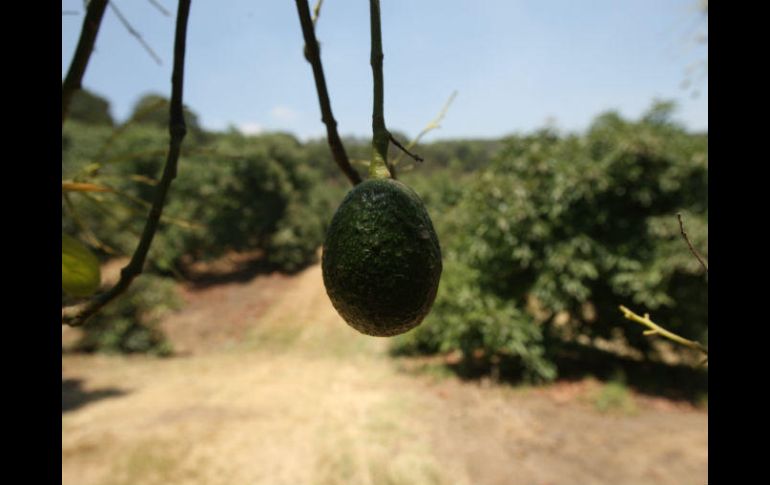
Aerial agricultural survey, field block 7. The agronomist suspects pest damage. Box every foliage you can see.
[62,113,341,276]
[75,275,179,356]
[63,95,706,366]
[129,93,206,142]
[394,101,707,382]
[68,89,114,126]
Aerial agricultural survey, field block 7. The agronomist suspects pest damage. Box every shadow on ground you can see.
[179,252,310,290]
[394,341,707,404]
[62,378,128,413]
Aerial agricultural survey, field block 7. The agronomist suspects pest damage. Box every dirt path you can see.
[62,265,707,485]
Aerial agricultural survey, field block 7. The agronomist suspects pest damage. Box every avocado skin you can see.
[322,178,442,337]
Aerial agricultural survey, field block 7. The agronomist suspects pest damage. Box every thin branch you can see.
[677,213,708,273]
[63,0,192,327]
[63,10,80,16]
[619,305,708,358]
[311,0,324,26]
[62,181,113,193]
[147,0,172,16]
[391,90,457,168]
[388,132,423,163]
[295,0,362,185]
[369,0,390,179]
[62,0,109,126]
[109,1,164,65]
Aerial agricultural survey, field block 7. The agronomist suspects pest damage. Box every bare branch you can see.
[619,305,708,358]
[63,0,192,327]
[388,132,423,163]
[295,0,362,185]
[62,0,109,126]
[63,10,80,16]
[109,2,164,65]
[147,0,172,16]
[677,213,708,274]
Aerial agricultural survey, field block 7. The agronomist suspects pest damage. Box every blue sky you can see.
[62,0,708,140]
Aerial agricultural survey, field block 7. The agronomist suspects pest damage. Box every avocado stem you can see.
[369,0,391,180]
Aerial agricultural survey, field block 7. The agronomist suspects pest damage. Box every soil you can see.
[62,263,708,485]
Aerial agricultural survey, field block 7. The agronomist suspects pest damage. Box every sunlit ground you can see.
[62,264,707,485]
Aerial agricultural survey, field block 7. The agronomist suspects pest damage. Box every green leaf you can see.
[62,234,101,297]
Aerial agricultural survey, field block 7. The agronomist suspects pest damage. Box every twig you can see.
[311,0,324,26]
[295,0,362,186]
[62,0,109,126]
[368,0,390,179]
[391,90,457,168]
[388,132,423,163]
[619,305,708,359]
[147,0,171,16]
[62,181,113,193]
[677,213,708,274]
[109,1,164,65]
[63,10,80,16]
[63,0,192,327]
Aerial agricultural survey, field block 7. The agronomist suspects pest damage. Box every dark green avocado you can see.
[322,178,442,337]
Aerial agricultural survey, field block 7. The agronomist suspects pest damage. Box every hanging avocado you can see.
[322,178,442,337]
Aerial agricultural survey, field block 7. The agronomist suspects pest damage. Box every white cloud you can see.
[270,105,298,122]
[238,122,264,135]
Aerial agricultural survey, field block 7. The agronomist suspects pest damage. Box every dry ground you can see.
[62,264,707,485]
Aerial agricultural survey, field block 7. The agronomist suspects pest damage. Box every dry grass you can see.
[63,265,707,485]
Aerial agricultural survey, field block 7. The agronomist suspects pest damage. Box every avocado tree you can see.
[62,0,441,332]
[62,0,192,326]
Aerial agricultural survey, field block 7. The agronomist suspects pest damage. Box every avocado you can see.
[322,178,442,337]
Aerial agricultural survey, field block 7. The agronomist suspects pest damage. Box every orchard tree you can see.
[68,89,114,126]
[62,0,440,331]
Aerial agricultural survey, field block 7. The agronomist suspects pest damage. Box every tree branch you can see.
[147,0,171,17]
[63,0,192,327]
[677,213,708,274]
[295,0,362,186]
[388,132,423,163]
[619,305,708,359]
[108,2,163,65]
[369,0,390,179]
[62,0,109,126]
[391,90,457,168]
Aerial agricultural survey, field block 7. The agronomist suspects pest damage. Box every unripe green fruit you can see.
[322,178,442,336]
